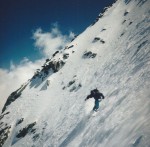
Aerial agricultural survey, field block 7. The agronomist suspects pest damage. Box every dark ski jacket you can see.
[86,89,105,101]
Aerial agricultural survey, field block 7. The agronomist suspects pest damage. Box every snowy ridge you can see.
[0,0,150,147]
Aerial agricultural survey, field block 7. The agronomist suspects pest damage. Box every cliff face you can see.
[0,0,150,147]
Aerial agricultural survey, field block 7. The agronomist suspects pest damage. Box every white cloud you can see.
[0,25,74,113]
[69,31,76,39]
[33,25,74,57]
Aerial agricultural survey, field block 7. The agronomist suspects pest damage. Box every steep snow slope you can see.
[0,0,150,147]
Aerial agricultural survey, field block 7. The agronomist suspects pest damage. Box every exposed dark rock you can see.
[129,21,133,25]
[66,77,82,92]
[120,32,125,37]
[132,136,143,147]
[124,11,129,16]
[34,60,65,80]
[45,59,50,63]
[0,122,4,126]
[68,80,75,87]
[62,86,66,90]
[64,46,68,49]
[31,128,36,134]
[122,20,127,24]
[0,124,11,147]
[78,83,82,88]
[82,51,97,59]
[65,45,74,50]
[30,57,66,88]
[2,83,27,113]
[30,48,68,85]
[32,70,41,79]
[100,40,105,44]
[101,28,106,32]
[16,122,36,138]
[47,80,50,86]
[76,83,82,91]
[52,51,59,57]
[93,37,100,42]
[54,60,65,72]
[32,134,40,142]
[36,69,40,72]
[44,70,49,76]
[93,37,105,44]
[91,18,99,26]
[16,118,24,126]
[68,45,74,49]
[0,112,10,120]
[73,75,77,78]
[63,53,69,59]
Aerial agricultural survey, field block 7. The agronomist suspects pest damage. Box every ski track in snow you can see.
[1,0,150,147]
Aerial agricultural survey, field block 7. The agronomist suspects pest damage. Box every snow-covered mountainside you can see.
[0,0,150,147]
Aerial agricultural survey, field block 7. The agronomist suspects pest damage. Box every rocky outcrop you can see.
[32,59,65,81]
[16,122,36,139]
[0,112,10,120]
[63,53,69,59]
[52,51,59,57]
[82,51,97,59]
[16,118,24,126]
[0,123,11,147]
[92,37,105,44]
[2,83,28,113]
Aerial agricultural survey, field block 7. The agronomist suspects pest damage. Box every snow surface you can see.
[1,0,150,147]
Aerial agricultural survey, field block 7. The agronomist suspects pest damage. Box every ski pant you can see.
[93,99,99,111]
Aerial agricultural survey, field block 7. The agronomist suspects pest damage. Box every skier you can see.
[85,88,105,112]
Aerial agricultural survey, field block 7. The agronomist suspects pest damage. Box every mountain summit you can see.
[0,0,150,147]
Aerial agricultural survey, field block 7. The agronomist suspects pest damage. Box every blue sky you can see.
[0,0,115,69]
